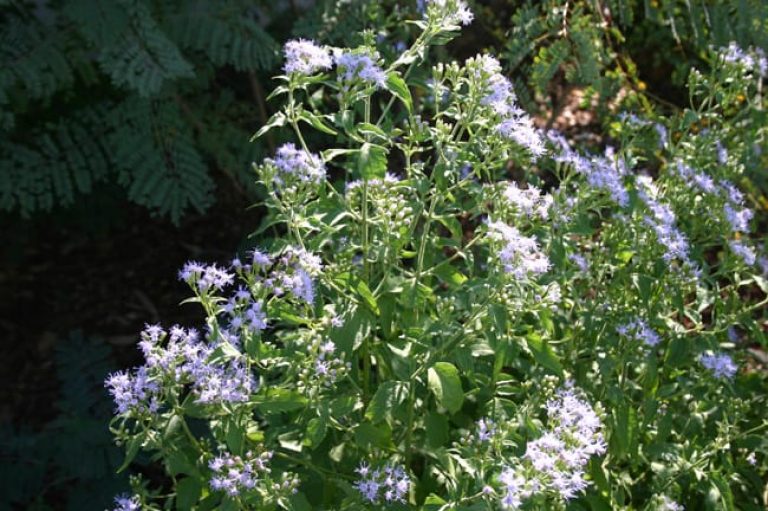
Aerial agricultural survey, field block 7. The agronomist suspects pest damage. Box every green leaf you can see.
[611,403,637,460]
[354,421,393,449]
[251,389,308,413]
[427,362,464,414]
[358,142,388,179]
[176,477,202,510]
[304,414,328,449]
[322,148,359,162]
[386,72,413,113]
[365,381,407,424]
[356,279,380,315]
[117,433,143,473]
[425,411,449,448]
[299,110,338,135]
[526,333,563,376]
[208,342,241,364]
[356,122,388,141]
[250,112,286,141]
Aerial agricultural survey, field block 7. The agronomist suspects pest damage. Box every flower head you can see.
[700,352,738,379]
[283,39,332,75]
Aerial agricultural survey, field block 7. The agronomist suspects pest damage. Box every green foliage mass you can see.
[0,0,287,222]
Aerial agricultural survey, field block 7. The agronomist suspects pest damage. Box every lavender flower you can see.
[487,220,550,278]
[422,0,473,26]
[192,359,255,405]
[724,203,753,233]
[283,39,332,75]
[637,178,692,264]
[111,494,140,511]
[700,352,738,379]
[476,418,496,442]
[354,462,410,504]
[568,254,589,273]
[105,366,161,415]
[265,143,326,188]
[657,495,684,511]
[617,318,661,348]
[729,239,756,266]
[498,387,605,508]
[549,133,628,206]
[178,262,234,292]
[335,52,386,88]
[720,42,768,76]
[209,450,273,497]
[503,181,552,219]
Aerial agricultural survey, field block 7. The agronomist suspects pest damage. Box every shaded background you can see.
[1,0,766,509]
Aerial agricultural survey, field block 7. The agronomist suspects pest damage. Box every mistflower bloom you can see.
[700,352,738,379]
[637,179,692,264]
[503,182,552,219]
[209,450,274,497]
[111,494,140,511]
[476,418,496,442]
[105,366,161,416]
[568,254,589,273]
[422,0,473,26]
[724,203,753,233]
[550,134,628,206]
[192,359,255,405]
[265,143,326,188]
[354,462,410,504]
[487,220,550,278]
[657,495,684,511]
[617,318,661,348]
[283,39,332,75]
[335,52,386,88]
[729,239,756,266]
[498,387,605,508]
[720,42,767,76]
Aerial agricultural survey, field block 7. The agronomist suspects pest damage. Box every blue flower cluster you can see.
[617,317,662,348]
[487,219,550,278]
[208,450,274,497]
[549,132,629,206]
[700,352,738,379]
[354,462,411,505]
[498,387,606,508]
[265,143,326,190]
[283,39,332,75]
[470,54,545,156]
[335,51,387,88]
[106,324,256,414]
[110,494,140,511]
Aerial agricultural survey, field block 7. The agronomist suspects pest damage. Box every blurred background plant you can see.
[0,0,765,509]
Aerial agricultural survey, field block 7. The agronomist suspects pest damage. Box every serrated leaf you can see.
[365,381,407,424]
[427,362,464,414]
[526,333,563,376]
[385,72,413,114]
[358,142,388,179]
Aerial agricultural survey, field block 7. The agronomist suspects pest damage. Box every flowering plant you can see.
[106,1,768,509]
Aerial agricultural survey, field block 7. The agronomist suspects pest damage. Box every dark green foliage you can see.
[0,0,280,222]
[0,332,124,510]
[498,0,767,117]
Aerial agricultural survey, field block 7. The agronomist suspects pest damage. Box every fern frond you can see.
[108,97,215,222]
[96,1,193,96]
[167,4,278,71]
